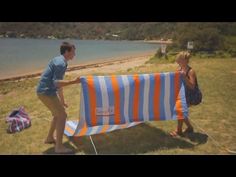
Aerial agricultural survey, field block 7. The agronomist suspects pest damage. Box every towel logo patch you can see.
[96,107,114,116]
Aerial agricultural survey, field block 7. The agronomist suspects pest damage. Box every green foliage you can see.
[146,48,177,64]
[174,25,224,52]
[127,68,132,72]
[0,22,234,42]
[227,48,236,57]
[154,48,163,58]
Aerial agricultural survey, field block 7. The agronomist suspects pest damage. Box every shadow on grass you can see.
[42,142,77,155]
[69,123,202,154]
[183,132,208,145]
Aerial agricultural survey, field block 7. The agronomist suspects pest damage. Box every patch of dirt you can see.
[231,71,236,74]
[0,91,18,102]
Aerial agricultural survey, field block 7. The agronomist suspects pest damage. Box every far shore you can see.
[0,51,155,82]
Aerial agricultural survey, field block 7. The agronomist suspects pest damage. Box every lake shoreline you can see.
[0,51,155,82]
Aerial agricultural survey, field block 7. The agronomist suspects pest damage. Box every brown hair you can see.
[60,42,75,55]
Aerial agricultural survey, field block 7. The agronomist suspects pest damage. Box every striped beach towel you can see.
[64,72,188,137]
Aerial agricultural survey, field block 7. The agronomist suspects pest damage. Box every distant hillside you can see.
[0,22,175,40]
[1,22,236,53]
[1,22,236,40]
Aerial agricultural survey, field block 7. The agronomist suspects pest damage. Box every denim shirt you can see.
[36,55,67,96]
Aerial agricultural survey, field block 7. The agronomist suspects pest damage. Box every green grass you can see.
[0,57,236,154]
[145,54,176,65]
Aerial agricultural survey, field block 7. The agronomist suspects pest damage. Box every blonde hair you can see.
[176,51,191,62]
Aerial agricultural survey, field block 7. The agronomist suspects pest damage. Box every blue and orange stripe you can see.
[174,72,184,120]
[133,75,140,122]
[86,76,97,126]
[110,75,122,124]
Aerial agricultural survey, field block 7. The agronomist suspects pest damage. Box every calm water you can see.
[0,38,159,78]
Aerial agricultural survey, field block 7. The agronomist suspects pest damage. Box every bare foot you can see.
[44,138,56,144]
[170,130,184,137]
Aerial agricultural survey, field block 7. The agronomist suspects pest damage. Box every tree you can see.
[174,25,224,52]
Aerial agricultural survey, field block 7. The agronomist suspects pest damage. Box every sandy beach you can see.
[66,53,154,76]
[0,51,155,82]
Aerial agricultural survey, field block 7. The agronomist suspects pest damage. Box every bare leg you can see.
[55,113,73,153]
[177,119,184,133]
[170,119,184,136]
[183,118,194,133]
[45,117,57,144]
[184,119,193,129]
